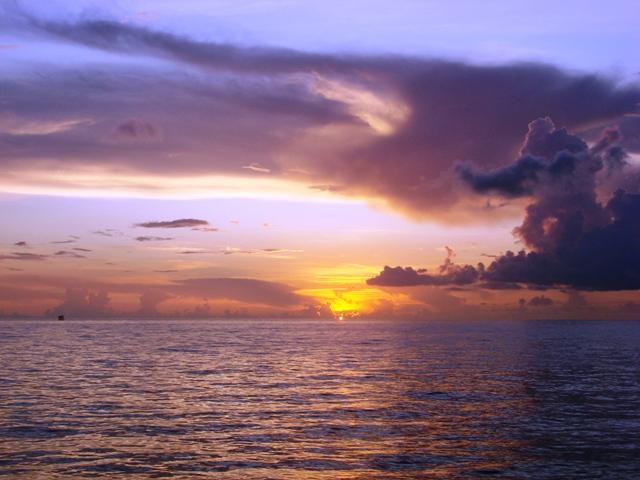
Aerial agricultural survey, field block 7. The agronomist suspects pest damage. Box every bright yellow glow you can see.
[300,286,385,313]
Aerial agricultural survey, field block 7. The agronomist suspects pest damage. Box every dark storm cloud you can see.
[456,156,546,197]
[328,64,640,217]
[481,190,640,290]
[370,119,640,291]
[134,219,209,229]
[3,6,639,217]
[477,281,523,290]
[456,117,592,198]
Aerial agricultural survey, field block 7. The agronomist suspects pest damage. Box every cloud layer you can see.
[1,6,638,218]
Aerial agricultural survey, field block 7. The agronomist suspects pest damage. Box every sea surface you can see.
[1,319,639,479]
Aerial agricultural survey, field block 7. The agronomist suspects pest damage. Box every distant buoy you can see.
[57,314,65,321]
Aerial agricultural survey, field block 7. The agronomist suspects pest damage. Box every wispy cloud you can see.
[54,250,87,258]
[135,236,173,242]
[135,218,209,228]
[0,252,47,261]
[242,163,271,173]
[92,229,123,237]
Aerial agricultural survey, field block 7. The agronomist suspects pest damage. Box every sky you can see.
[1,0,640,319]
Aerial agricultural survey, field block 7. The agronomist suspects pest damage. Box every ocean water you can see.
[1,319,639,479]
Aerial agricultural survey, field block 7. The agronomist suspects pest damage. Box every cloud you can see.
[370,119,640,291]
[308,184,346,193]
[174,278,306,307]
[72,247,92,252]
[54,250,86,258]
[0,252,47,261]
[565,290,587,309]
[528,295,553,307]
[47,287,112,316]
[242,163,271,173]
[135,236,173,242]
[92,229,122,237]
[368,247,481,286]
[109,119,160,143]
[0,272,314,316]
[221,247,302,257]
[13,241,27,247]
[368,264,480,287]
[0,114,93,136]
[135,218,209,228]
[138,290,171,315]
[2,8,639,218]
[192,227,219,232]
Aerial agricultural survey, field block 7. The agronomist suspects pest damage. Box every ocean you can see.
[1,319,639,479]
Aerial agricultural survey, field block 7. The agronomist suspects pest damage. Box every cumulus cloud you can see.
[367,262,480,287]
[138,290,171,315]
[47,287,112,317]
[370,119,640,291]
[135,218,209,228]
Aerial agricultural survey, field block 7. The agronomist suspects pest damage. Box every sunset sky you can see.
[1,0,639,319]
